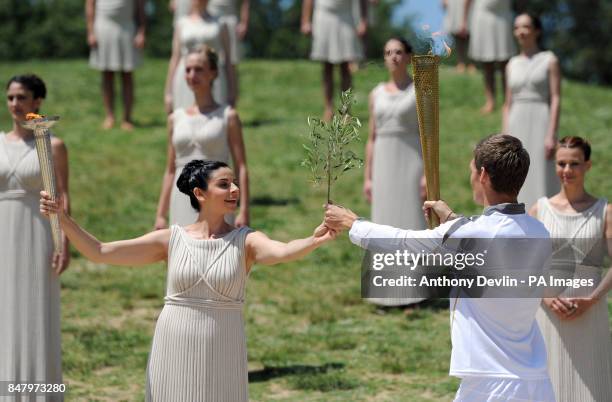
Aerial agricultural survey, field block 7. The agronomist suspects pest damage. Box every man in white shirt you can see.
[325,134,556,402]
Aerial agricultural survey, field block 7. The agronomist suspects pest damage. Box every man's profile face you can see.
[470,159,485,205]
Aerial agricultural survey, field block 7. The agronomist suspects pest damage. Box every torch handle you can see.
[33,129,62,254]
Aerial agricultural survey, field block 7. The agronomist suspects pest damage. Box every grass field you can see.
[1,59,611,401]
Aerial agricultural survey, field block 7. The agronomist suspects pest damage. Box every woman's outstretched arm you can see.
[245,222,336,270]
[40,191,169,266]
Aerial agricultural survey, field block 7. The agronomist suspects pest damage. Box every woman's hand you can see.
[563,297,597,320]
[363,179,372,203]
[301,21,312,35]
[543,297,575,320]
[164,93,173,115]
[52,238,71,275]
[313,221,338,245]
[419,175,427,203]
[134,31,146,49]
[87,32,97,48]
[544,136,557,160]
[40,191,65,218]
[236,21,248,40]
[235,211,249,228]
[357,19,367,37]
[154,216,168,231]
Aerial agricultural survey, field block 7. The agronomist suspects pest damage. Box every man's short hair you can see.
[474,134,530,196]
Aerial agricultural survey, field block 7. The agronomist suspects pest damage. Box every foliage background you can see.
[1,0,610,83]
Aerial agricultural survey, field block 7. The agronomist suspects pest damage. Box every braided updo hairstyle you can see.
[176,160,229,211]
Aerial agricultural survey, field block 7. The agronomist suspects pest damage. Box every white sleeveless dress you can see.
[145,225,251,401]
[535,197,612,402]
[0,134,62,401]
[208,0,242,64]
[173,0,192,24]
[89,0,142,71]
[507,51,559,208]
[310,0,363,64]
[170,106,231,226]
[444,0,471,35]
[172,15,228,110]
[468,0,515,62]
[370,83,426,306]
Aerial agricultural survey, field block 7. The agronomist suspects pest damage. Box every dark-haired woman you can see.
[1,75,70,396]
[363,38,426,307]
[529,137,612,402]
[156,45,248,229]
[503,13,561,208]
[40,159,336,401]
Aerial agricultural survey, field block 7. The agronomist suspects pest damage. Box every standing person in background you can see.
[301,0,367,121]
[156,45,249,229]
[0,74,71,400]
[503,13,560,208]
[87,0,146,131]
[530,136,612,402]
[363,37,426,308]
[165,0,236,113]
[169,0,193,25]
[208,0,250,104]
[465,0,515,114]
[443,0,475,73]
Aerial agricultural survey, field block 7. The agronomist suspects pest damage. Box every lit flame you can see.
[432,31,452,57]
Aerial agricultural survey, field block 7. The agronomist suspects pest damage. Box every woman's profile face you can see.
[196,167,239,214]
[185,54,217,90]
[384,39,411,73]
[6,82,41,121]
[513,14,539,48]
[555,147,591,186]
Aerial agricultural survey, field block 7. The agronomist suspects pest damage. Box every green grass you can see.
[0,59,610,401]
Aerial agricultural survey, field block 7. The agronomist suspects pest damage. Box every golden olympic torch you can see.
[413,55,441,228]
[21,114,62,253]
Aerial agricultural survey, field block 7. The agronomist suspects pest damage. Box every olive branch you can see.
[301,89,363,203]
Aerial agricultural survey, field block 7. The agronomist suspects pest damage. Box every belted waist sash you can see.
[164,295,243,311]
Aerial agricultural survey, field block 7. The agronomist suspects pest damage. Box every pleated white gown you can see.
[169,106,231,226]
[146,225,251,402]
[369,83,426,306]
[173,16,228,110]
[535,197,612,402]
[310,0,363,64]
[0,134,62,402]
[507,51,559,208]
[468,0,515,62]
[89,0,142,71]
[208,0,242,64]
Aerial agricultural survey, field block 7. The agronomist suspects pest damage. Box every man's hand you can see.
[422,200,456,224]
[324,204,358,232]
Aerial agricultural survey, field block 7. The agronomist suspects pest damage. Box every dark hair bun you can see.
[176,160,229,211]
